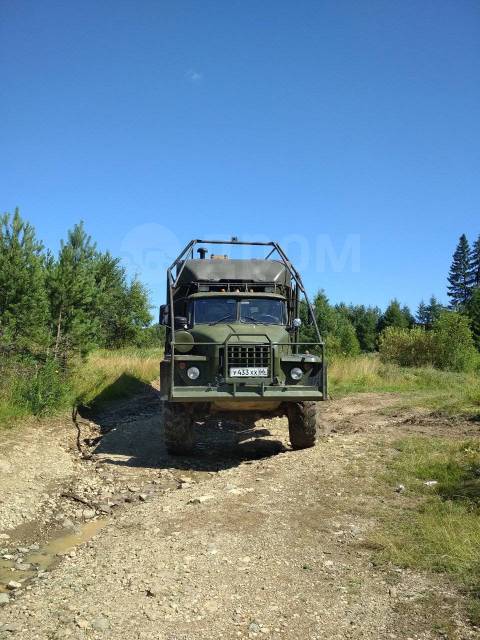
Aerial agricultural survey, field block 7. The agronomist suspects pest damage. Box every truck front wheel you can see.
[287,401,318,450]
[163,402,195,455]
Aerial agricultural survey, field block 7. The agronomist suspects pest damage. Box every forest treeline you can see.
[301,232,480,372]
[0,209,161,416]
[0,209,159,359]
[0,209,479,416]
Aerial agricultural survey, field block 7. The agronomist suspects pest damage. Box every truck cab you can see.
[159,240,327,454]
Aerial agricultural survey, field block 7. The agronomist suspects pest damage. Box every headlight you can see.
[187,366,200,380]
[175,330,194,354]
[290,367,303,381]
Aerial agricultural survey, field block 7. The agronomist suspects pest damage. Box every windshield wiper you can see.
[209,314,235,326]
[240,315,269,325]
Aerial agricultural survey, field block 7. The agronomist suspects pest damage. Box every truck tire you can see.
[287,401,318,450]
[163,402,195,455]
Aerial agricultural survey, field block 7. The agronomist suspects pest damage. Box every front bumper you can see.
[162,383,325,403]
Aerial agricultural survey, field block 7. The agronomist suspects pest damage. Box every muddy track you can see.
[0,386,478,639]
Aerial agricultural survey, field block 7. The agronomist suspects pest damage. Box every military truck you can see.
[159,239,327,454]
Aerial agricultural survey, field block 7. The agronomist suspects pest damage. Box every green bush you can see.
[134,323,166,348]
[325,325,360,359]
[18,358,70,416]
[379,311,479,372]
[431,311,478,372]
[379,326,434,367]
[0,356,71,418]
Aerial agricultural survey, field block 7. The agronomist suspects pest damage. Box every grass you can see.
[73,347,163,409]
[0,356,72,427]
[0,347,163,427]
[374,436,480,625]
[329,354,480,417]
[330,355,480,623]
[0,402,30,427]
[1,350,478,425]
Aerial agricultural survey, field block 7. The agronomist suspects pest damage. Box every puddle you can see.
[0,519,106,592]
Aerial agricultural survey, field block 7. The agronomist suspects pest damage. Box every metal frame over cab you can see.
[159,239,327,404]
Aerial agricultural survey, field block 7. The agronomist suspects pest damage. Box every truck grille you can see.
[227,344,271,368]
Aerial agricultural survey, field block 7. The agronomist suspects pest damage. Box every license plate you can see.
[229,367,269,378]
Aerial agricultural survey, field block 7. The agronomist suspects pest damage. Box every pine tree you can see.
[467,287,480,350]
[300,292,360,357]
[417,296,444,328]
[47,222,100,360]
[416,300,428,325]
[92,252,152,348]
[377,300,412,333]
[356,306,382,352]
[47,230,153,358]
[311,291,336,336]
[124,278,153,341]
[339,304,381,352]
[447,234,473,308]
[0,209,48,351]
[92,252,129,348]
[402,305,415,327]
[470,235,480,290]
[426,295,443,327]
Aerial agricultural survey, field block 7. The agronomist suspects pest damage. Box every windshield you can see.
[192,297,286,325]
[239,299,286,324]
[193,298,237,324]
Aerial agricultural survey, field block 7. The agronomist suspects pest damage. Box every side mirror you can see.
[174,316,188,330]
[159,304,169,326]
[292,318,302,328]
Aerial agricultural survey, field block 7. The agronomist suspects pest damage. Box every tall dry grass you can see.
[73,347,163,408]
[329,354,480,416]
[329,354,380,390]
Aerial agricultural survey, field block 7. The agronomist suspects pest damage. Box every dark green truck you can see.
[159,239,327,454]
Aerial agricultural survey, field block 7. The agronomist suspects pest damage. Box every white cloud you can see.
[186,69,203,84]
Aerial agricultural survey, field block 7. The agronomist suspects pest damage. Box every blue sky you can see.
[1,1,479,313]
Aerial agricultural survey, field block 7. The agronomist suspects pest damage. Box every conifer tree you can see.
[337,304,381,352]
[354,306,381,352]
[467,287,480,350]
[0,209,48,351]
[470,235,480,290]
[401,305,415,328]
[426,295,443,327]
[417,296,444,329]
[447,234,472,308]
[47,222,99,360]
[90,252,152,349]
[124,278,153,341]
[300,292,360,357]
[416,300,429,325]
[377,300,412,333]
[92,252,130,348]
[92,251,151,348]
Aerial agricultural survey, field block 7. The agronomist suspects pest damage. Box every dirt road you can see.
[0,386,477,639]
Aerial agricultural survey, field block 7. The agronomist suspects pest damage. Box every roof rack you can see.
[166,239,322,343]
